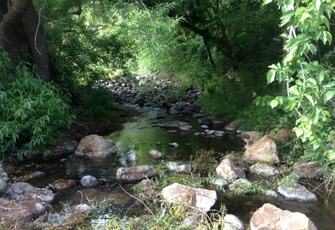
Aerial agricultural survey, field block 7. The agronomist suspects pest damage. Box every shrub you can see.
[0,52,72,159]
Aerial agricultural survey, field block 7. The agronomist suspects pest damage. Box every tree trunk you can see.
[0,0,51,82]
[22,4,51,82]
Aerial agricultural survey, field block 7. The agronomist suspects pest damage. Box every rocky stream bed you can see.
[0,75,334,229]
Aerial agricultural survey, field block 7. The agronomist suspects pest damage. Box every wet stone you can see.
[277,185,317,202]
[116,165,156,183]
[80,175,99,187]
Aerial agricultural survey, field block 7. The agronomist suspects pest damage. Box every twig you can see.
[117,182,155,217]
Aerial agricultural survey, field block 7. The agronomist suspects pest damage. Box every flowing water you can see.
[8,109,335,229]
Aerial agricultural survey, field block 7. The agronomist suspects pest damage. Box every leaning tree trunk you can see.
[0,0,51,82]
[22,4,51,82]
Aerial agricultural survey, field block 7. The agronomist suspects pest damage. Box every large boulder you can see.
[243,135,279,164]
[75,134,116,158]
[116,165,156,183]
[250,203,317,230]
[161,183,217,212]
[216,159,246,180]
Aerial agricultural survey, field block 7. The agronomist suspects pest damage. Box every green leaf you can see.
[267,69,277,83]
[294,127,304,137]
[270,99,279,108]
[325,91,335,102]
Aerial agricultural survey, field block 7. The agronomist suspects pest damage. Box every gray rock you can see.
[277,185,317,202]
[28,171,46,180]
[0,178,7,191]
[292,161,323,180]
[80,175,99,187]
[265,190,278,198]
[8,182,55,203]
[116,165,156,183]
[212,178,228,187]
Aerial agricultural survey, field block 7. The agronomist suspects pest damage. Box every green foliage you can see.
[42,0,134,86]
[277,172,300,187]
[241,95,294,132]
[0,52,72,159]
[73,86,122,123]
[265,0,335,160]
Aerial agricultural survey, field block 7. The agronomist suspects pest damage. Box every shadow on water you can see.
[8,111,335,229]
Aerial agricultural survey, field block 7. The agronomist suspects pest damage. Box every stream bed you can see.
[7,107,335,229]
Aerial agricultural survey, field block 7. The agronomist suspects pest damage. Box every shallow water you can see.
[8,110,335,229]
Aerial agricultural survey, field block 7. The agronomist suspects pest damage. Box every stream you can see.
[7,107,335,229]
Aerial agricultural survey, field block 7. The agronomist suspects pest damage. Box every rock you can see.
[161,183,217,212]
[168,142,179,148]
[250,163,279,176]
[166,162,190,173]
[215,130,225,137]
[116,165,156,183]
[240,131,263,149]
[212,179,228,187]
[237,124,248,134]
[52,179,77,193]
[0,197,50,226]
[8,182,55,203]
[75,134,116,158]
[199,116,216,125]
[0,178,7,191]
[250,203,317,230]
[223,214,245,230]
[273,128,293,142]
[225,120,243,132]
[74,204,91,213]
[28,171,46,180]
[277,184,317,202]
[265,190,278,198]
[80,175,99,187]
[243,135,279,164]
[147,149,162,159]
[1,171,10,182]
[216,159,246,180]
[292,161,323,180]
[119,150,137,166]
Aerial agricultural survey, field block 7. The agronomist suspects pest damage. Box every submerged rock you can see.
[80,175,99,187]
[75,134,116,158]
[147,149,163,159]
[250,203,317,230]
[116,165,156,183]
[161,183,217,212]
[277,184,317,202]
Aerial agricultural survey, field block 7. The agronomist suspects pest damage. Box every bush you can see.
[0,52,72,159]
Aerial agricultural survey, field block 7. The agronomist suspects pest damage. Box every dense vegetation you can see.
[0,0,334,169]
